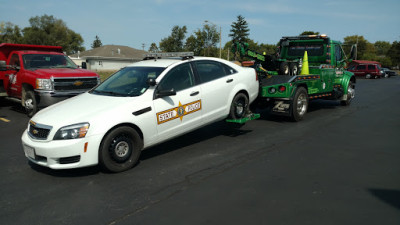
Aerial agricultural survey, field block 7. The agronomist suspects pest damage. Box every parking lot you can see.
[1,77,399,225]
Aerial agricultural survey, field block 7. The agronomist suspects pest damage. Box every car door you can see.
[194,60,236,123]
[153,62,202,142]
[5,53,22,97]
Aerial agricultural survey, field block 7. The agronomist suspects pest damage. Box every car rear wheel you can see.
[365,74,371,79]
[229,93,249,120]
[99,126,142,173]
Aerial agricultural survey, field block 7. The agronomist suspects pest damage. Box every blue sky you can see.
[1,0,399,51]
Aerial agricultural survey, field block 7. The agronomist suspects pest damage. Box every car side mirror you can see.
[0,60,7,71]
[156,88,176,98]
[147,78,157,86]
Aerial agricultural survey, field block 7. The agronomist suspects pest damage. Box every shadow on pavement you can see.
[369,188,400,210]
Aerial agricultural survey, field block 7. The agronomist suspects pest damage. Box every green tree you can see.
[148,43,159,52]
[229,15,250,42]
[159,25,187,52]
[185,23,220,57]
[343,35,371,60]
[300,31,320,35]
[387,41,400,67]
[91,35,102,49]
[22,14,85,54]
[374,41,391,56]
[0,22,23,43]
[185,32,204,56]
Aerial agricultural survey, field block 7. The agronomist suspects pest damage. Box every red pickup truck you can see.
[0,43,100,117]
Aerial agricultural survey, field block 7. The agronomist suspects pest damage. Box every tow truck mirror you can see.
[350,44,357,60]
[156,88,176,98]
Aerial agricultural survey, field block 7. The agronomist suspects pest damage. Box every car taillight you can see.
[279,86,286,92]
[255,70,258,81]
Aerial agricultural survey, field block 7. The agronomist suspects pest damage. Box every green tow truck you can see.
[229,34,356,122]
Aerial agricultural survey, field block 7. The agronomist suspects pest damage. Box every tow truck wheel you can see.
[289,62,299,75]
[99,126,142,173]
[229,93,249,120]
[291,87,308,122]
[25,90,38,118]
[279,62,290,75]
[341,81,355,106]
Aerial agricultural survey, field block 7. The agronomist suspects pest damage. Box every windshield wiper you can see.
[92,90,128,96]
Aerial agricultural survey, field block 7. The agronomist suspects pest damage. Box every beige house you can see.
[70,45,147,72]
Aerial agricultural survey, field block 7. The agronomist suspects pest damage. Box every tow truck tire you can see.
[289,62,299,75]
[291,87,308,122]
[279,62,290,75]
[25,90,38,118]
[341,81,355,106]
[229,93,249,120]
[99,126,142,173]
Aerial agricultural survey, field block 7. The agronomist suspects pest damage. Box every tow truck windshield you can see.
[23,54,78,69]
[92,66,165,97]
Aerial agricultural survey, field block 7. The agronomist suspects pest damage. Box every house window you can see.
[99,61,103,66]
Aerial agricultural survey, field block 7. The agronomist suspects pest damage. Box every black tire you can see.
[279,62,290,75]
[24,90,38,117]
[291,87,308,122]
[341,81,355,106]
[289,62,299,75]
[99,126,143,173]
[229,93,249,120]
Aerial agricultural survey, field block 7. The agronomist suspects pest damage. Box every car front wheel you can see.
[99,126,142,173]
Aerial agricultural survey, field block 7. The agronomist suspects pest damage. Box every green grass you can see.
[97,70,117,81]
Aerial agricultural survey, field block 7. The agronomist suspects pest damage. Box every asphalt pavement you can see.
[1,77,399,225]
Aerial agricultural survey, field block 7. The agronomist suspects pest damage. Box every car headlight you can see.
[54,123,90,140]
[36,78,53,90]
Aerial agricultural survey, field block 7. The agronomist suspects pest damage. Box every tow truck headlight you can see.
[36,78,52,90]
[54,123,90,140]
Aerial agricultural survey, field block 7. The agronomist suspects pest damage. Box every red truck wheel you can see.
[25,90,38,117]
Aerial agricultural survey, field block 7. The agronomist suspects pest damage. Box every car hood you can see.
[31,92,145,128]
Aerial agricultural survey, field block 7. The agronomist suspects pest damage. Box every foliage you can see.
[300,31,320,35]
[21,15,85,54]
[387,41,400,67]
[229,15,250,42]
[374,41,391,56]
[159,25,187,52]
[185,23,219,57]
[91,35,103,49]
[148,43,159,52]
[0,22,23,43]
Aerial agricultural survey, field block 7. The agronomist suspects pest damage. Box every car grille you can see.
[28,121,52,140]
[53,77,99,91]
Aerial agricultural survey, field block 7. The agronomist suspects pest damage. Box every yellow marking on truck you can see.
[0,117,10,122]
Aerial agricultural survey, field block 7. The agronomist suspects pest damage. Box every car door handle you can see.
[226,79,233,83]
[190,91,199,96]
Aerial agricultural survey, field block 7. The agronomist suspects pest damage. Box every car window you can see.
[92,66,165,96]
[158,63,194,92]
[9,54,20,67]
[356,65,366,70]
[195,61,231,83]
[368,65,375,70]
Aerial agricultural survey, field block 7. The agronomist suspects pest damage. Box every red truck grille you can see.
[53,77,99,91]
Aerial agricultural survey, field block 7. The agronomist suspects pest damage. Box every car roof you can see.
[126,56,238,69]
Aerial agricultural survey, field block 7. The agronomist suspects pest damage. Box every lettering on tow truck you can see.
[157,100,202,124]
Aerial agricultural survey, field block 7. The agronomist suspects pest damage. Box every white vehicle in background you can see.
[21,53,259,172]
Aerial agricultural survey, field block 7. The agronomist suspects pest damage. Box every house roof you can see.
[71,45,147,60]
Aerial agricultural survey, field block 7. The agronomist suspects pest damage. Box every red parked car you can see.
[347,63,384,79]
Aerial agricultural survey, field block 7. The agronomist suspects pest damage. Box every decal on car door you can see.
[156,100,201,124]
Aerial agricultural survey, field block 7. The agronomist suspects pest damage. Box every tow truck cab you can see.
[0,43,100,117]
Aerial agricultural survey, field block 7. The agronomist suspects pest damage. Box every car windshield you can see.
[23,54,78,69]
[91,66,165,97]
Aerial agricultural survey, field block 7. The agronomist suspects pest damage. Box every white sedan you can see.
[21,54,259,172]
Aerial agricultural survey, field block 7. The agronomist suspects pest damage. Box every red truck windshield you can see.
[22,54,77,69]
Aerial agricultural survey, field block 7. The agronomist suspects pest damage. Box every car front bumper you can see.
[21,130,103,169]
